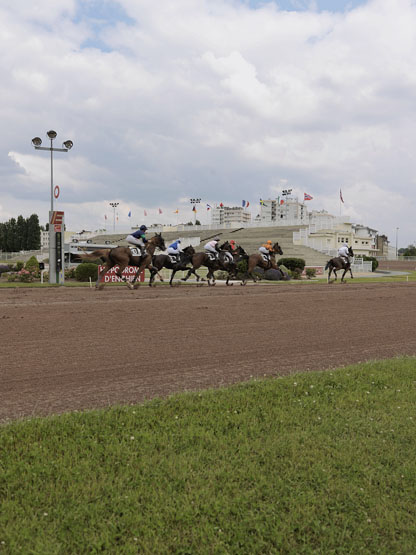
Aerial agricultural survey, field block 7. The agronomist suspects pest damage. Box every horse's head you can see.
[236,246,247,256]
[272,242,283,255]
[183,245,195,256]
[219,241,231,251]
[348,246,354,257]
[151,233,166,251]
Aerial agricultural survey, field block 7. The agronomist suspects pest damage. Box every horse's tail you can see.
[324,260,331,271]
[78,249,111,261]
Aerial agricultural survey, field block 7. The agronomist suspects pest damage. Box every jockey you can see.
[338,243,350,266]
[204,237,220,259]
[259,240,274,258]
[229,239,237,252]
[167,239,182,262]
[126,225,148,257]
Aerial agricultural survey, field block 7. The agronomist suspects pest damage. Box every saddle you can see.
[261,253,270,263]
[222,252,234,263]
[169,254,179,264]
[129,246,142,257]
[206,252,217,261]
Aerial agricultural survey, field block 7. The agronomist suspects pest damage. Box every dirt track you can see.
[1,282,416,422]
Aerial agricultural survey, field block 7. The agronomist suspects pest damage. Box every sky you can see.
[1,0,415,247]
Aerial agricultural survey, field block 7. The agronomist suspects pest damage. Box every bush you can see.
[305,268,316,279]
[65,267,77,279]
[25,256,39,272]
[14,261,24,271]
[291,268,303,280]
[361,255,379,271]
[75,263,98,282]
[278,258,306,272]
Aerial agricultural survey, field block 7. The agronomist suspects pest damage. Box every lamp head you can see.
[47,130,57,140]
[32,137,42,147]
[63,140,73,150]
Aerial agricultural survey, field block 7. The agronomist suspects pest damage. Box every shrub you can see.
[361,255,379,271]
[305,268,316,279]
[291,268,303,280]
[65,267,77,280]
[75,263,98,282]
[17,268,35,282]
[14,261,24,271]
[278,257,306,272]
[25,256,39,272]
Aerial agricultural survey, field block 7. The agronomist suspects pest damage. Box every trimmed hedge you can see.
[75,263,99,282]
[277,257,306,272]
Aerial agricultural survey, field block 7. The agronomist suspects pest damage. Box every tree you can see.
[403,245,416,257]
[26,214,41,250]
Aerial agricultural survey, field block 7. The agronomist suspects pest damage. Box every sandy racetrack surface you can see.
[1,282,416,422]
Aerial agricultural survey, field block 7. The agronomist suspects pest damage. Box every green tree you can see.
[403,245,416,257]
[26,214,41,250]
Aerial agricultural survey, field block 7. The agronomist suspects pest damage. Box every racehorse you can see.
[241,242,284,286]
[181,241,239,286]
[78,233,166,289]
[325,246,354,283]
[149,245,196,287]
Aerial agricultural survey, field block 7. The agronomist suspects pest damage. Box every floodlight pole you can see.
[31,131,73,284]
[110,202,119,232]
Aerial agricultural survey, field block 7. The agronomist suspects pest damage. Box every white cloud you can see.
[0,0,415,246]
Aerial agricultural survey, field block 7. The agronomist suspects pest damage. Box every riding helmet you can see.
[140,225,147,231]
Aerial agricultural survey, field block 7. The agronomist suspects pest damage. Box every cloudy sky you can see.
[1,0,415,246]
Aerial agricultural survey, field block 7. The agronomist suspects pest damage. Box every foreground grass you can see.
[1,358,416,553]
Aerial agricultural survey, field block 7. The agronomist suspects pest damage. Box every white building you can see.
[259,197,309,225]
[211,205,251,226]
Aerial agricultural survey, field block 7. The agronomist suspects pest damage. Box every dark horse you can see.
[241,242,284,286]
[181,241,240,286]
[148,245,196,287]
[325,246,354,283]
[79,233,166,289]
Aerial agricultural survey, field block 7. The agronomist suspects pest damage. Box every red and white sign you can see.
[54,224,61,232]
[98,265,145,283]
[50,211,64,224]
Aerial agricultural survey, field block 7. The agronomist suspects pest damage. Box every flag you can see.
[340,189,344,203]
[144,209,147,216]
[192,206,196,212]
[173,209,179,214]
[280,199,284,205]
[104,214,107,220]
[206,204,211,210]
[304,193,313,201]
[219,202,224,208]
[158,208,162,214]
[260,199,265,206]
[128,210,131,217]
[246,201,250,208]
[242,200,246,207]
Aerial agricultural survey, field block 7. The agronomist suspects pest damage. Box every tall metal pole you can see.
[50,137,54,212]
[396,227,399,259]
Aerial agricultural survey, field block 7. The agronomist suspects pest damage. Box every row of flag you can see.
[104,190,345,220]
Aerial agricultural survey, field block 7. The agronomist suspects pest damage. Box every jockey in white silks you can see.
[204,237,220,258]
[338,243,350,266]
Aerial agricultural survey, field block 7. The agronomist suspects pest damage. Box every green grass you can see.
[1,357,416,553]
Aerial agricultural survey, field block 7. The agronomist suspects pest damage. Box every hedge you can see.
[75,263,99,282]
[277,257,306,272]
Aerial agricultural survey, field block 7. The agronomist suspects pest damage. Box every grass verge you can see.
[1,357,416,553]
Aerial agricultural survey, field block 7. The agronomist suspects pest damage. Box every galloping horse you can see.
[181,241,238,286]
[241,242,284,286]
[79,233,166,290]
[325,246,354,283]
[149,245,196,287]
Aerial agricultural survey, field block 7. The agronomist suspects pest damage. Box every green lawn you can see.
[1,357,416,553]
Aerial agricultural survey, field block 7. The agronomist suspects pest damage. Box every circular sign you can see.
[54,185,60,199]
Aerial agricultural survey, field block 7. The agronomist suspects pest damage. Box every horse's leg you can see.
[341,268,348,283]
[95,263,112,290]
[169,269,177,286]
[327,265,332,284]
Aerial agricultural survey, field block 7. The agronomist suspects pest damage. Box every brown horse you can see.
[79,233,166,289]
[241,242,284,286]
[181,242,238,286]
[325,246,354,283]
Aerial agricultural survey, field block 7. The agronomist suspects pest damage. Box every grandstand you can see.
[92,225,329,267]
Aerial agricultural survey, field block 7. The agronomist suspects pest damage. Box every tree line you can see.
[0,214,41,252]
